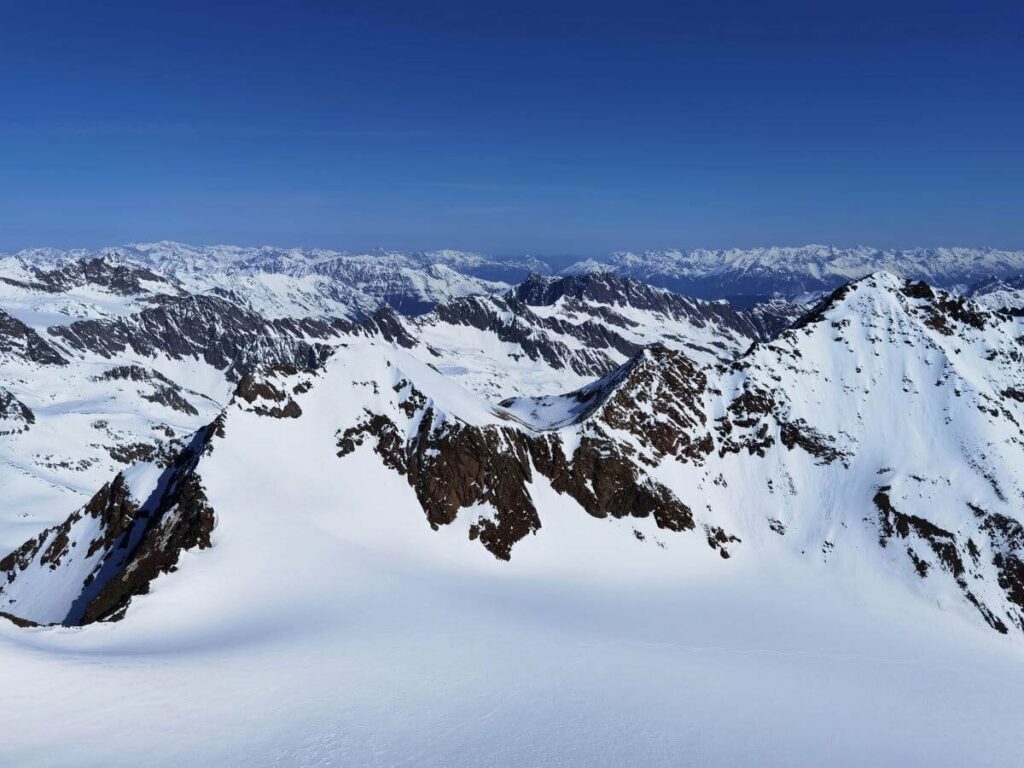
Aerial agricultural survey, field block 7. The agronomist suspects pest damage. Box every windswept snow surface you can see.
[2,546,1022,767]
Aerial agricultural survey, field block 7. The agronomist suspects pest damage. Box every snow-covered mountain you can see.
[366,272,804,400]
[0,257,793,534]
[12,241,1024,313]
[0,254,356,542]
[3,271,1023,637]
[968,273,1024,313]
[564,245,1024,299]
[4,242,536,316]
[3,247,1024,765]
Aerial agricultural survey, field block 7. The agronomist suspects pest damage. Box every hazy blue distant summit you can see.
[562,245,1024,298]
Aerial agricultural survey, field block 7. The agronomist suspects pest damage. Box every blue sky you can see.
[0,0,1021,254]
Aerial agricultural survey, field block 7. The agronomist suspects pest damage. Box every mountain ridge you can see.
[3,270,1024,637]
[7,242,1024,305]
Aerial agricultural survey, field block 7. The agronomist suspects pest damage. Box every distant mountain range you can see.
[5,242,1024,310]
[563,245,1024,299]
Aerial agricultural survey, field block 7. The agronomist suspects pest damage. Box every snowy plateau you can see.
[1,243,1024,766]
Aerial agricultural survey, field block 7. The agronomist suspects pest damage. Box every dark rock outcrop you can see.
[49,294,349,379]
[337,367,698,561]
[360,306,418,348]
[95,365,203,415]
[0,309,67,365]
[0,388,34,435]
[873,488,1016,634]
[0,423,220,626]
[5,256,171,296]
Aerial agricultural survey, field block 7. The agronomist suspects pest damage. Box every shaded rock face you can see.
[48,294,349,380]
[872,488,1024,635]
[1,256,171,296]
[514,271,771,339]
[515,272,673,308]
[577,345,714,463]
[0,388,34,435]
[337,373,698,561]
[0,309,67,365]
[77,467,215,625]
[233,364,318,419]
[738,298,808,340]
[0,424,219,626]
[95,365,204,415]
[430,294,628,378]
[400,274,771,391]
[359,307,417,349]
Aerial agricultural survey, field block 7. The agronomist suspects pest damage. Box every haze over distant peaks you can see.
[7,242,1023,304]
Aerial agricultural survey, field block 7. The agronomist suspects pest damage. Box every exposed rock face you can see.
[0,424,219,626]
[349,272,813,405]
[365,272,778,404]
[78,468,215,625]
[573,345,714,463]
[0,309,67,365]
[95,365,206,415]
[515,272,688,309]
[530,434,696,533]
[337,356,702,561]
[873,489,1024,634]
[339,404,697,561]
[0,256,172,296]
[0,387,34,435]
[48,294,349,379]
[981,513,1024,631]
[233,364,317,419]
[514,272,771,341]
[431,294,628,377]
[738,297,809,340]
[359,306,418,349]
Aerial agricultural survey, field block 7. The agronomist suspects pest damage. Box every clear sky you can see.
[1,0,1021,254]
